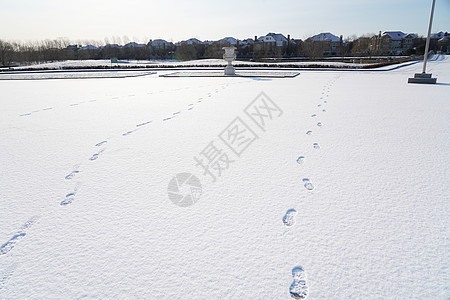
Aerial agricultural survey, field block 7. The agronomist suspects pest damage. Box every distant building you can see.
[177,38,204,46]
[436,32,449,53]
[66,45,80,52]
[150,39,174,50]
[253,33,292,57]
[219,37,238,46]
[305,32,343,56]
[102,44,121,49]
[80,45,98,51]
[369,31,416,55]
[123,42,146,48]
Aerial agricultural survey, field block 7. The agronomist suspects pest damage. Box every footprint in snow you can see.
[306,131,312,135]
[313,143,320,149]
[163,117,172,121]
[317,122,322,127]
[296,156,305,164]
[283,209,297,227]
[89,149,105,161]
[61,192,76,206]
[136,121,152,127]
[95,140,108,147]
[19,113,32,117]
[303,178,314,191]
[42,107,53,111]
[322,109,326,112]
[0,216,39,255]
[64,170,80,180]
[290,266,308,299]
[311,114,317,117]
[173,111,180,115]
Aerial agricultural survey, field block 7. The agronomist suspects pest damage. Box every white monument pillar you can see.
[223,47,236,75]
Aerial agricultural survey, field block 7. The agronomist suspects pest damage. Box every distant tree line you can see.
[0,34,441,67]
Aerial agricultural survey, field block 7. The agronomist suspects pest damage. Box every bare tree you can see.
[0,40,14,66]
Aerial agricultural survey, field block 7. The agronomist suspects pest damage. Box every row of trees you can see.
[0,34,432,67]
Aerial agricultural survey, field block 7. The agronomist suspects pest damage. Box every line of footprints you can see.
[17,81,242,118]
[0,80,248,291]
[61,83,233,206]
[283,77,338,299]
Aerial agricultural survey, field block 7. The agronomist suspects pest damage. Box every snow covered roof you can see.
[257,35,276,42]
[438,35,450,42]
[124,42,146,48]
[310,32,341,42]
[239,38,255,44]
[383,31,407,40]
[266,33,288,42]
[430,31,445,39]
[80,45,98,50]
[404,33,416,39]
[103,44,121,48]
[219,37,238,45]
[179,38,203,45]
[151,39,172,46]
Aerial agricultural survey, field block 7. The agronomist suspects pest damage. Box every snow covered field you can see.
[0,55,449,299]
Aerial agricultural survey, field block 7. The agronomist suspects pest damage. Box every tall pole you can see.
[422,0,436,74]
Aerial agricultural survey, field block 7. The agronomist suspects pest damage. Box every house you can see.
[239,38,255,45]
[66,45,80,52]
[102,44,121,49]
[369,31,416,55]
[430,31,446,39]
[306,32,343,56]
[80,45,98,51]
[430,32,449,53]
[123,42,146,48]
[253,33,292,57]
[150,39,174,50]
[437,33,450,53]
[177,38,204,46]
[267,32,291,47]
[219,37,238,46]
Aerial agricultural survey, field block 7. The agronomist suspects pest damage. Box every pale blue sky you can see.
[1,0,449,42]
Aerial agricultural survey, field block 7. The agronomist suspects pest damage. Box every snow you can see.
[310,32,341,42]
[10,58,374,70]
[0,55,449,299]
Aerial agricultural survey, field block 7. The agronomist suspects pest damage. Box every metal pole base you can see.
[408,73,437,84]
